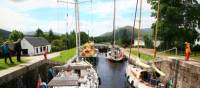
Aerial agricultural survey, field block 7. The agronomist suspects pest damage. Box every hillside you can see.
[99,26,152,39]
[0,29,11,38]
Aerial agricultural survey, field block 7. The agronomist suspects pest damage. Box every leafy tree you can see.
[119,29,130,47]
[48,29,56,43]
[80,32,89,44]
[34,28,44,37]
[69,31,76,48]
[0,32,5,45]
[51,39,64,52]
[144,35,153,48]
[148,0,200,50]
[8,30,24,41]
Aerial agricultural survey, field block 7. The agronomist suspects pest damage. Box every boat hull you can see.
[125,64,161,88]
[107,56,125,63]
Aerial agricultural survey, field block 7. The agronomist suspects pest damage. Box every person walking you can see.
[1,42,14,64]
[185,42,191,61]
[44,49,48,60]
[14,39,22,62]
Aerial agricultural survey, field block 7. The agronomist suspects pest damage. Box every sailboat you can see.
[125,0,165,88]
[106,0,126,62]
[48,0,100,88]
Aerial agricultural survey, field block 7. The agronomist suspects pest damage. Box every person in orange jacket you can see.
[185,42,191,61]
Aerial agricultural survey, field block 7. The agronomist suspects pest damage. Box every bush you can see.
[51,39,65,52]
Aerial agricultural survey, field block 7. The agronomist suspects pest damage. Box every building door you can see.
[22,49,28,55]
[43,47,46,51]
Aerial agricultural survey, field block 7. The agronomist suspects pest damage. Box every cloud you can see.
[2,0,74,11]
[0,7,36,32]
[0,0,154,37]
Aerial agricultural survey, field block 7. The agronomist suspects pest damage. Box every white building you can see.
[21,37,51,56]
[133,40,145,47]
[195,35,200,46]
[153,40,162,47]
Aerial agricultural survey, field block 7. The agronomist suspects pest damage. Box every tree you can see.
[8,30,24,41]
[48,29,55,43]
[34,28,44,37]
[51,39,64,52]
[80,32,89,44]
[119,29,130,47]
[67,31,76,48]
[148,0,200,50]
[144,35,153,48]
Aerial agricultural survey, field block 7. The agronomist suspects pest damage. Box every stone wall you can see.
[155,59,200,88]
[0,60,62,88]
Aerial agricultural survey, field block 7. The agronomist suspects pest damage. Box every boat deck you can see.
[126,65,154,88]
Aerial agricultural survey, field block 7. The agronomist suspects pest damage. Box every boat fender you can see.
[131,80,134,86]
[98,77,101,85]
[127,75,130,81]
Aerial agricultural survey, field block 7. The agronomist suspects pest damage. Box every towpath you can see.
[0,52,60,77]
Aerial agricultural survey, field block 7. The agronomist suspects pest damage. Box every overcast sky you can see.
[0,0,199,36]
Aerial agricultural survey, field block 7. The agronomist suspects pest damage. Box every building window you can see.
[36,48,38,54]
[40,47,43,52]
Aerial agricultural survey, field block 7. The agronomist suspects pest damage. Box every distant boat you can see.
[106,48,126,62]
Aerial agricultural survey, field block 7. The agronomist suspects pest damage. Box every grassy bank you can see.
[129,49,153,61]
[0,57,26,70]
[160,51,200,60]
[51,48,76,63]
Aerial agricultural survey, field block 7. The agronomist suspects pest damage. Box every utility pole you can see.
[57,0,91,61]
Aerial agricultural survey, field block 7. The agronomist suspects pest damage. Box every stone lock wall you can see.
[0,60,62,88]
[155,59,200,88]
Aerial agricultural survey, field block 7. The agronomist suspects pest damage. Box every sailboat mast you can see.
[112,0,116,48]
[153,0,161,58]
[137,0,143,57]
[75,0,80,61]
[129,0,139,60]
[77,0,81,60]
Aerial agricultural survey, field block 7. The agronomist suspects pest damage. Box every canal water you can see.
[96,53,127,88]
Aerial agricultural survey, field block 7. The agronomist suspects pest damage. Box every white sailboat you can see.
[106,0,126,62]
[125,0,165,88]
[48,0,100,88]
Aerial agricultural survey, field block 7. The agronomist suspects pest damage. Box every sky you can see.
[0,0,199,36]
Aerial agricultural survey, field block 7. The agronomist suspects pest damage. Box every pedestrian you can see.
[1,41,14,64]
[14,39,22,62]
[185,42,191,61]
[44,49,48,60]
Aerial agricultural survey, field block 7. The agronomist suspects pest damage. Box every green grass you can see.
[129,49,154,61]
[192,56,200,60]
[159,50,200,60]
[0,57,27,70]
[51,48,76,63]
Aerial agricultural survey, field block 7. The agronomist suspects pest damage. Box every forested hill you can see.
[0,29,11,38]
[99,26,152,39]
[94,26,152,47]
